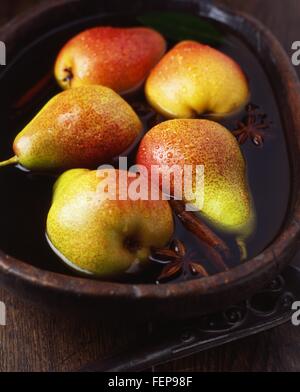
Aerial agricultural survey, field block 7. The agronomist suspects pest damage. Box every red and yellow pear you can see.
[55,26,166,94]
[137,119,254,236]
[145,41,249,118]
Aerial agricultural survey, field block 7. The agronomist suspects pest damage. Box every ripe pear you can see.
[55,27,166,94]
[137,119,254,235]
[46,168,174,278]
[0,85,142,171]
[146,41,249,118]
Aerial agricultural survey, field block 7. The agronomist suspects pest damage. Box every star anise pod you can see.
[157,260,183,281]
[152,239,209,283]
[149,239,184,265]
[189,262,209,277]
[233,103,272,147]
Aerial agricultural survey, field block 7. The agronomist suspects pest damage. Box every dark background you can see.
[0,0,300,371]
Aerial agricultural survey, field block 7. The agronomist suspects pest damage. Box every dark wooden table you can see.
[0,0,300,372]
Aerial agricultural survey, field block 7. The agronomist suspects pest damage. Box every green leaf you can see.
[137,11,223,46]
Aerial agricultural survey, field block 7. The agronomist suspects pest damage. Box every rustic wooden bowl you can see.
[0,0,299,320]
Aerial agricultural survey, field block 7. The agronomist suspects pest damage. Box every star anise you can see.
[151,239,209,283]
[233,103,272,147]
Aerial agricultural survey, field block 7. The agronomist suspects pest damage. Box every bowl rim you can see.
[0,0,300,303]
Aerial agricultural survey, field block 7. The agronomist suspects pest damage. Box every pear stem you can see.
[237,237,248,261]
[0,156,19,168]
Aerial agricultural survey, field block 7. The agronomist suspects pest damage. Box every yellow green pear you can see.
[0,86,142,171]
[137,119,255,235]
[46,169,174,278]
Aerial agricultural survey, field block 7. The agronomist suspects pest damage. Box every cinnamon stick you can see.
[169,200,230,263]
[13,71,53,110]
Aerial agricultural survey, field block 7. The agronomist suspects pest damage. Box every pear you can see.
[145,41,249,118]
[46,168,174,278]
[0,86,142,171]
[55,27,166,94]
[137,119,254,235]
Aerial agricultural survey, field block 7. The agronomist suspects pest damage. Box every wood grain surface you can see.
[0,0,300,372]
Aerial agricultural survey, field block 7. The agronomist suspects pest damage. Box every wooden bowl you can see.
[0,0,299,320]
